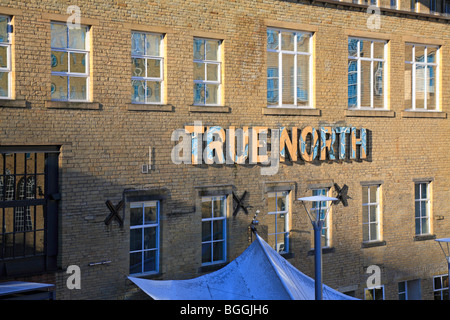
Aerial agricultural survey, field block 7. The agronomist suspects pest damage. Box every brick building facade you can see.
[0,0,448,300]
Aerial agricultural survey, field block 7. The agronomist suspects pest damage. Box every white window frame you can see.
[131,31,164,104]
[193,37,222,106]
[348,37,387,110]
[362,184,381,242]
[267,191,290,253]
[0,15,11,99]
[415,182,431,235]
[365,285,385,300]
[433,274,449,300]
[201,195,227,265]
[311,188,331,248]
[129,201,160,275]
[266,28,313,109]
[405,43,440,111]
[50,22,90,102]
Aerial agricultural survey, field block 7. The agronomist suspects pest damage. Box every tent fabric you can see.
[128,233,358,300]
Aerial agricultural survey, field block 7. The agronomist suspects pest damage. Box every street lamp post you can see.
[435,238,450,300]
[298,195,338,300]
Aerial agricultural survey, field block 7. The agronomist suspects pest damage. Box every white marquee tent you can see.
[128,233,358,300]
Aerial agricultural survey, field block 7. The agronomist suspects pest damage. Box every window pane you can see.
[130,228,142,251]
[206,63,219,82]
[427,65,436,110]
[131,80,145,103]
[193,38,205,60]
[360,40,371,58]
[131,32,145,55]
[213,220,224,240]
[146,33,161,56]
[202,243,211,263]
[415,45,425,62]
[277,213,286,234]
[130,252,141,274]
[421,183,427,198]
[131,58,145,77]
[297,54,309,107]
[51,51,68,72]
[370,223,378,240]
[267,52,279,105]
[421,201,427,217]
[130,206,142,226]
[143,250,156,272]
[415,65,425,108]
[0,71,8,97]
[362,186,368,204]
[373,61,384,109]
[202,221,211,242]
[427,46,437,63]
[370,186,378,203]
[70,52,87,73]
[281,31,295,51]
[415,201,420,218]
[144,205,157,224]
[146,80,161,103]
[421,217,428,234]
[193,62,205,81]
[194,83,204,104]
[0,17,9,43]
[369,206,377,222]
[361,60,371,107]
[415,183,420,199]
[362,206,369,224]
[404,62,412,108]
[0,46,7,68]
[267,29,278,50]
[51,23,67,48]
[68,27,87,50]
[297,33,309,53]
[147,58,161,78]
[348,39,359,57]
[213,197,226,218]
[69,76,87,100]
[144,227,156,249]
[201,199,212,219]
[348,60,358,107]
[213,241,224,261]
[205,40,219,61]
[277,193,287,212]
[268,193,276,212]
[51,75,68,100]
[281,53,294,105]
[373,41,384,60]
[205,84,219,105]
[415,218,421,234]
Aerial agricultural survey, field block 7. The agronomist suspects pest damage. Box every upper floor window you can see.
[129,201,160,275]
[51,22,90,102]
[267,28,312,108]
[348,38,387,109]
[415,182,431,235]
[201,196,227,265]
[193,38,222,106]
[267,191,290,253]
[405,44,439,111]
[0,16,11,99]
[131,32,164,104]
[362,184,381,242]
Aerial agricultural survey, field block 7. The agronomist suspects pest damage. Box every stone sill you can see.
[307,247,335,255]
[189,105,230,113]
[401,110,447,119]
[345,109,395,118]
[262,107,321,116]
[0,99,28,108]
[127,103,174,112]
[45,100,101,110]
[361,240,387,248]
[414,234,436,242]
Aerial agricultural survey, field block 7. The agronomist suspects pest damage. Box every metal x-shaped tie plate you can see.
[104,200,124,227]
[232,191,249,217]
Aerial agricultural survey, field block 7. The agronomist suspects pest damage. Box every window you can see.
[201,196,226,265]
[267,28,312,108]
[362,185,381,242]
[0,16,11,99]
[415,182,431,235]
[129,201,160,275]
[434,275,449,300]
[0,148,59,277]
[365,286,384,300]
[390,0,398,9]
[398,279,421,300]
[430,0,436,12]
[51,22,90,101]
[405,44,439,111]
[193,38,222,106]
[267,191,289,253]
[411,0,417,11]
[131,32,164,104]
[311,188,331,248]
[348,38,387,109]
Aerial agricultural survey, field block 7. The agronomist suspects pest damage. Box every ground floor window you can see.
[365,286,384,300]
[201,196,227,265]
[434,275,449,300]
[129,201,160,275]
[267,191,289,253]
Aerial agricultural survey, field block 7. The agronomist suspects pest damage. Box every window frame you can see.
[50,21,90,102]
[405,43,440,111]
[0,15,12,100]
[348,37,387,110]
[267,191,290,253]
[433,274,449,300]
[266,27,313,109]
[129,200,160,276]
[193,37,222,106]
[364,285,385,300]
[362,184,381,243]
[414,181,431,235]
[131,31,164,105]
[201,195,227,266]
